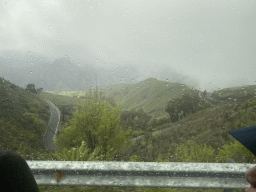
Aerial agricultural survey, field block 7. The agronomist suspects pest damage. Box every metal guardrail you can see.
[26,159,252,190]
[38,99,250,190]
[223,158,237,192]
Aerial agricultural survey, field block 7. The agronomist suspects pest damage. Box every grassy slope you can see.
[0,77,51,154]
[48,77,202,119]
[2,76,256,191]
[39,81,256,192]
[101,78,194,118]
[42,78,256,164]
[2,76,255,160]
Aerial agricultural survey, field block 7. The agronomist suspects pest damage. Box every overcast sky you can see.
[1,0,256,92]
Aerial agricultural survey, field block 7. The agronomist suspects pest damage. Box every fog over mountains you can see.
[0,50,198,92]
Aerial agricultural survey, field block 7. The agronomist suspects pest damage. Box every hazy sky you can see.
[1,0,256,92]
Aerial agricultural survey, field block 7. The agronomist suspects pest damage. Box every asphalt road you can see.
[41,92,220,152]
[43,99,61,153]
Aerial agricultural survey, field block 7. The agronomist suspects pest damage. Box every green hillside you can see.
[0,77,51,153]
[0,77,89,160]
[49,77,207,120]
[1,76,256,192]
[211,84,256,102]
[100,78,194,118]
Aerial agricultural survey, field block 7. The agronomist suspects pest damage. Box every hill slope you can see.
[101,77,208,118]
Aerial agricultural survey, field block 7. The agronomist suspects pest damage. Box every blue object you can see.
[228,125,256,157]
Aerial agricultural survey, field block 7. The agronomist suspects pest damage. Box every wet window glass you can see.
[0,0,256,191]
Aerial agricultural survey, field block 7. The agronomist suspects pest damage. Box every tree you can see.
[25,83,37,94]
[25,83,43,94]
[53,87,133,161]
[120,108,152,131]
[165,93,198,123]
[203,89,207,98]
[36,87,43,94]
[190,88,200,113]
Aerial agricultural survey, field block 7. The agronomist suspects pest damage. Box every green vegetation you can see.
[211,85,256,103]
[101,77,196,118]
[0,78,50,157]
[53,87,133,162]
[1,76,256,191]
[39,91,83,106]
[25,83,43,94]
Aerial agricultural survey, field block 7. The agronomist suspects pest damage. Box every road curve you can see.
[41,93,219,151]
[43,99,61,153]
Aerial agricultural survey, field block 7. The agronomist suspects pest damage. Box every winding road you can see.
[41,91,221,152]
[43,99,61,153]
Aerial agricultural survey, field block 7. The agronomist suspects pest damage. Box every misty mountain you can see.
[0,50,211,93]
[0,51,143,91]
[0,50,54,68]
